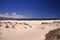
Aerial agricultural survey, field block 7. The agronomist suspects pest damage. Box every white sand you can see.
[0,20,60,40]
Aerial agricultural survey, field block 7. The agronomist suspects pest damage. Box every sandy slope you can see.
[0,20,60,40]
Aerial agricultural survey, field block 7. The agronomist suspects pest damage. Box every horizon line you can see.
[0,17,60,20]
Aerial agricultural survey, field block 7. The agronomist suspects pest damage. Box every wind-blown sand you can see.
[0,20,60,40]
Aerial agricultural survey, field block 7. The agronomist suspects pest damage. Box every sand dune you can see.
[0,20,60,40]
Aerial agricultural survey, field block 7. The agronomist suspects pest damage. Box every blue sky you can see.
[0,0,60,18]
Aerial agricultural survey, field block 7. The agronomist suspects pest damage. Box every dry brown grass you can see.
[45,28,60,40]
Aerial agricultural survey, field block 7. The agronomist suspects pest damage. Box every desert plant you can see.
[45,28,60,40]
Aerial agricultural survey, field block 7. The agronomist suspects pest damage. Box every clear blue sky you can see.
[0,0,60,18]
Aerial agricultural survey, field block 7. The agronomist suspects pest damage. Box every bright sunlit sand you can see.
[0,20,60,40]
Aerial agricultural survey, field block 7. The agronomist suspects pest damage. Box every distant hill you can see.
[0,17,60,20]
